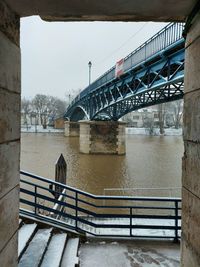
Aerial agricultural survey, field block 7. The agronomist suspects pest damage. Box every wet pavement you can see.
[79,239,180,267]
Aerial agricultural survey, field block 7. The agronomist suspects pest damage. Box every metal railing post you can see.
[34,185,37,214]
[130,207,132,237]
[174,200,179,243]
[75,192,78,230]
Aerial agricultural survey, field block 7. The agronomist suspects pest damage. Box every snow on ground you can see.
[63,217,181,238]
[21,125,64,133]
[79,239,180,267]
[21,126,182,136]
[126,127,182,136]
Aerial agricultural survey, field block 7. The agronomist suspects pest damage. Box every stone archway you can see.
[0,0,199,266]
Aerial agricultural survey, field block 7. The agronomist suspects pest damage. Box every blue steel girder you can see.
[76,47,184,121]
[64,23,185,122]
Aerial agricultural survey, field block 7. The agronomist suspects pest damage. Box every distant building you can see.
[54,117,65,129]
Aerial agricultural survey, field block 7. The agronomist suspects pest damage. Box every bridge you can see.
[65,22,185,122]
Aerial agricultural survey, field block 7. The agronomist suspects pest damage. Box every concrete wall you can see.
[0,1,20,266]
[181,14,200,267]
[79,121,126,154]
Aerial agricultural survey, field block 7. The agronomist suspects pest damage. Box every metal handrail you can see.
[20,170,181,240]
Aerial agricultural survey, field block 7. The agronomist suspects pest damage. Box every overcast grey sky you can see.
[20,17,168,100]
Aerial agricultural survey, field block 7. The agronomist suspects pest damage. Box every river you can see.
[20,133,183,197]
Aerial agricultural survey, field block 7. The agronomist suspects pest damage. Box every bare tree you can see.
[157,103,166,135]
[32,94,67,129]
[171,100,183,129]
[32,94,49,128]
[142,111,155,135]
[21,98,31,129]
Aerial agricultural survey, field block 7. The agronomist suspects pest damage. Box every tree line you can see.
[21,94,67,129]
[122,99,183,135]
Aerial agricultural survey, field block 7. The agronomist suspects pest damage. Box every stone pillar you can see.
[0,2,20,267]
[181,15,200,266]
[64,121,80,137]
[79,121,126,155]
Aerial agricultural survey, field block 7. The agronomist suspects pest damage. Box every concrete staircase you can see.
[18,219,80,267]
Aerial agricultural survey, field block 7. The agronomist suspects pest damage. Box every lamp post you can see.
[88,61,92,85]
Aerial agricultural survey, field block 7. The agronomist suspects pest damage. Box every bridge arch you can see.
[69,106,89,122]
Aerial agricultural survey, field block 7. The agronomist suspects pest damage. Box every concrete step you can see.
[18,228,52,267]
[18,223,37,259]
[61,238,80,267]
[41,233,67,267]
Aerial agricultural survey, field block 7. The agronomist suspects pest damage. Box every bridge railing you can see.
[20,170,181,240]
[67,22,184,110]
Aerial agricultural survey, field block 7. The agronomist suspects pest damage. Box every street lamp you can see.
[88,61,92,85]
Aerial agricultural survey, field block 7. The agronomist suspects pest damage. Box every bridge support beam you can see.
[79,121,126,155]
[64,121,80,137]
[181,15,200,267]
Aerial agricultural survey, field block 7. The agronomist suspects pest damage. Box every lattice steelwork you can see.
[65,23,185,121]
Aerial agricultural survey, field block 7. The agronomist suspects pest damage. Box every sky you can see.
[20,17,168,100]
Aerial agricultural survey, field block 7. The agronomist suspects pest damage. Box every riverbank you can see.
[21,125,182,136]
[126,127,182,136]
[21,125,64,133]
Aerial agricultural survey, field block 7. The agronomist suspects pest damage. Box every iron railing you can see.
[68,22,184,110]
[20,171,181,240]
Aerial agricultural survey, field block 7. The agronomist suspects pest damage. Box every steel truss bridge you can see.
[65,23,185,121]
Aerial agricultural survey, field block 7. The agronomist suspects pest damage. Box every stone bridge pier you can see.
[64,121,80,137]
[79,121,126,155]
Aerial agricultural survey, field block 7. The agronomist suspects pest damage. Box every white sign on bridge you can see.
[115,58,124,78]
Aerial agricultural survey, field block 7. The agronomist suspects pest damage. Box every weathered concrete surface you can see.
[0,187,19,253]
[64,121,80,137]
[80,239,180,267]
[79,121,126,155]
[4,0,196,22]
[182,141,200,198]
[0,2,20,266]
[0,90,20,143]
[79,122,91,153]
[181,235,200,267]
[0,1,19,45]
[183,90,200,142]
[0,232,18,267]
[181,13,200,267]
[184,25,200,94]
[0,31,20,93]
[181,188,200,267]
[0,141,20,199]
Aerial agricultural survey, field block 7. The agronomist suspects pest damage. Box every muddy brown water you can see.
[20,133,183,197]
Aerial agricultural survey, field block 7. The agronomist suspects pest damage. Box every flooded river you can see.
[20,133,183,197]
